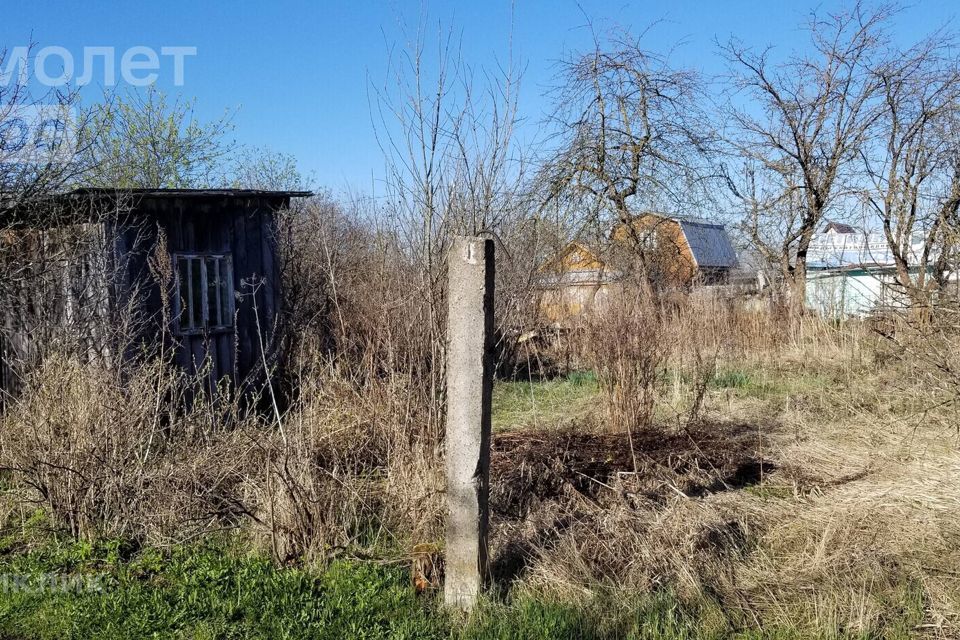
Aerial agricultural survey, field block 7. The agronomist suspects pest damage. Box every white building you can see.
[805,222,925,317]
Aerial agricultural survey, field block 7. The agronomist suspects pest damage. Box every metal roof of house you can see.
[676,219,738,268]
[823,221,858,234]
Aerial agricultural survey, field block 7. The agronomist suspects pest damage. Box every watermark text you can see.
[1,46,197,88]
[0,572,110,594]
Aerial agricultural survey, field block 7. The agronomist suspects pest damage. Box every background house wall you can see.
[611,215,697,287]
[0,219,115,404]
[805,223,925,317]
[537,243,620,324]
[538,215,739,326]
[806,269,891,317]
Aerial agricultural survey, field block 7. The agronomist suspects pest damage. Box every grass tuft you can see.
[492,373,598,432]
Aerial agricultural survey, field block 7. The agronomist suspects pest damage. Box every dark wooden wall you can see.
[0,221,115,406]
[115,195,285,393]
[0,194,288,405]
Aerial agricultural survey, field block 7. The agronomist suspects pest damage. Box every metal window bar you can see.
[175,257,184,331]
[224,256,234,325]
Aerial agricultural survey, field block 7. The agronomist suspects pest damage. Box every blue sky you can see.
[4,0,958,193]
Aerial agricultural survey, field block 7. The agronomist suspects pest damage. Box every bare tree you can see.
[369,17,529,431]
[721,3,890,314]
[541,28,709,264]
[861,33,960,306]
[0,43,94,205]
[232,146,310,191]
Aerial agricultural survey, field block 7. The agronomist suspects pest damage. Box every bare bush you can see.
[874,298,960,434]
[0,355,203,540]
[0,345,444,561]
[579,283,668,437]
[251,351,444,561]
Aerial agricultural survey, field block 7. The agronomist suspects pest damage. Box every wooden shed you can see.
[0,188,310,403]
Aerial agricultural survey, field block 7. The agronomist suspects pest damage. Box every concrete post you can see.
[444,236,494,609]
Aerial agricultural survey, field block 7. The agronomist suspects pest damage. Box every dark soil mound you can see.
[490,422,775,520]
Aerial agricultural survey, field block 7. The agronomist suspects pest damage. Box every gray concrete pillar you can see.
[444,236,494,609]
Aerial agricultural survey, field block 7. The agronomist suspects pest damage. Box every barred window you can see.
[173,253,234,334]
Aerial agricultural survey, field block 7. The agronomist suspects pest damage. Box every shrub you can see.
[579,283,668,436]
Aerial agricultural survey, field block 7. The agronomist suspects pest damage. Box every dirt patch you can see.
[488,421,777,587]
[490,421,774,519]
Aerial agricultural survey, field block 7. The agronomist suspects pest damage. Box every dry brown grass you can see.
[0,348,444,565]
[491,298,960,635]
[2,277,958,636]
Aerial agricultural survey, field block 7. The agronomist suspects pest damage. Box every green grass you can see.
[0,537,447,640]
[492,372,598,432]
[0,531,931,639]
[0,534,732,640]
[743,484,795,500]
[706,367,830,399]
[0,535,732,640]
[493,366,834,431]
[467,590,733,640]
[710,369,757,390]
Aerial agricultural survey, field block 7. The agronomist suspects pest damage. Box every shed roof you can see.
[66,188,313,199]
[676,218,738,268]
[1,187,312,226]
